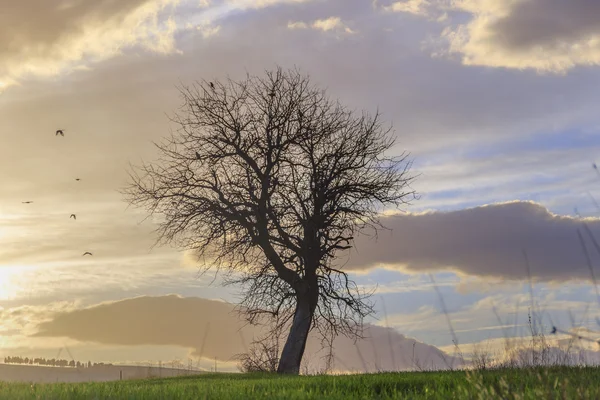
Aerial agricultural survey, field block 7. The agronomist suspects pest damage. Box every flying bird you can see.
[210,82,215,89]
[75,178,81,181]
[82,252,92,256]
[56,130,64,136]
[70,214,76,220]
[22,201,33,204]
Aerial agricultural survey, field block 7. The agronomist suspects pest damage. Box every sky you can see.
[2,0,600,372]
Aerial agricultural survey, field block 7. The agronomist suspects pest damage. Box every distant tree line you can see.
[3,356,111,368]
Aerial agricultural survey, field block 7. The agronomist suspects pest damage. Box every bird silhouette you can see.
[82,252,92,256]
[70,214,76,220]
[195,151,201,160]
[75,178,81,181]
[21,201,33,204]
[56,130,64,136]
[210,82,215,89]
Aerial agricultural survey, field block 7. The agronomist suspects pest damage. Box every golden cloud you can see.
[387,0,600,73]
[384,0,431,16]
[287,16,355,34]
[0,0,181,89]
[227,0,313,10]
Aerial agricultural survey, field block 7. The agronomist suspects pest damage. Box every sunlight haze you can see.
[1,0,600,377]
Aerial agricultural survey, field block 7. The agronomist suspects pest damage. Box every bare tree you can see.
[124,67,415,374]
[236,316,283,373]
[237,335,281,373]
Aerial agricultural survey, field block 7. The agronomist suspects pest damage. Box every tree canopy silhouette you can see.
[124,67,415,374]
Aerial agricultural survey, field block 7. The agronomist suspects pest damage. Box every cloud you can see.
[3,0,599,169]
[33,295,461,371]
[226,0,313,10]
[312,17,350,32]
[0,301,83,351]
[383,0,431,16]
[33,296,248,360]
[444,0,600,73]
[0,0,186,89]
[345,201,600,282]
[196,23,222,38]
[0,0,327,89]
[0,302,76,336]
[288,17,355,34]
[287,21,309,29]
[0,0,322,89]
[386,0,600,73]
[1,0,600,329]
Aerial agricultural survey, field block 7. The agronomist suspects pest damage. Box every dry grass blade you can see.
[428,273,460,369]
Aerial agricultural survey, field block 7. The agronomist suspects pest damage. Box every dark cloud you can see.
[345,201,600,282]
[33,296,247,359]
[1,0,151,53]
[33,295,461,371]
[0,0,180,86]
[392,0,600,72]
[489,0,600,52]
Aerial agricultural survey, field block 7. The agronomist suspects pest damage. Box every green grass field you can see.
[0,367,599,400]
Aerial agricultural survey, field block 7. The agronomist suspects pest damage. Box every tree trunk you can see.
[277,296,314,374]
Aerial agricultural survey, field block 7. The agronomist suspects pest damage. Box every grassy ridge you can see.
[1,367,599,399]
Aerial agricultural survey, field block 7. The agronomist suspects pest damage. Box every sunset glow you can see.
[1,0,600,382]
